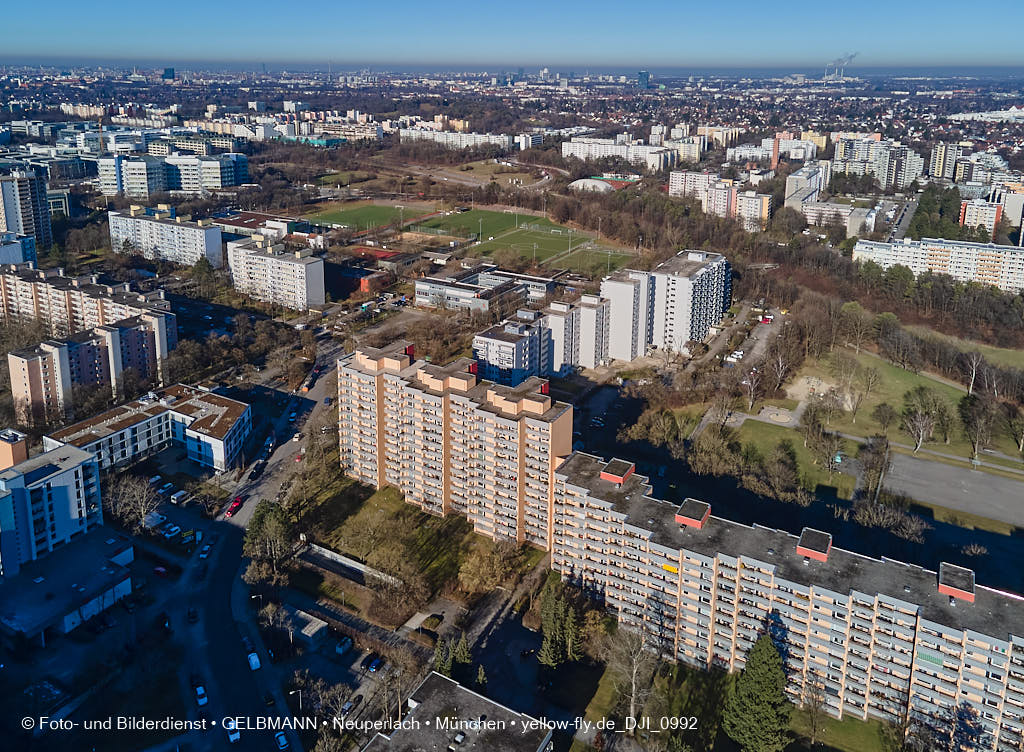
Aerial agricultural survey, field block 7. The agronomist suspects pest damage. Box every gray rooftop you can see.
[0,444,94,486]
[558,452,1024,640]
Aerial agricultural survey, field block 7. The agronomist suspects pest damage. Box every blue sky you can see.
[4,0,1024,69]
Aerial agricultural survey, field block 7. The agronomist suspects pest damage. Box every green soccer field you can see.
[551,248,634,275]
[474,227,579,260]
[305,203,411,229]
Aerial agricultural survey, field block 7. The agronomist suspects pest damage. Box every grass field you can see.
[905,325,1024,370]
[417,208,565,240]
[475,227,579,260]
[552,247,634,275]
[306,202,430,230]
[736,420,858,499]
[795,350,1023,463]
[316,170,375,186]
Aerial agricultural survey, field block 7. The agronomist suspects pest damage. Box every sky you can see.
[4,0,1024,71]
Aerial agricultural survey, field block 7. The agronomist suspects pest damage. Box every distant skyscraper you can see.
[162,67,175,80]
[638,70,651,89]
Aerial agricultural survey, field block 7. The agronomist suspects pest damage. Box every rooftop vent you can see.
[600,459,635,486]
[674,498,711,530]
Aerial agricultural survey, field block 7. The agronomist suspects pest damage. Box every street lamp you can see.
[289,689,302,712]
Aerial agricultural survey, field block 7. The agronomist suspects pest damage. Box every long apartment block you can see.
[336,343,1024,747]
[853,237,1024,293]
[337,341,572,548]
[0,263,173,337]
[551,452,1024,749]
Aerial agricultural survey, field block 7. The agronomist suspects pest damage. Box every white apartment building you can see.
[664,137,705,164]
[650,252,731,354]
[472,313,550,386]
[44,384,252,472]
[0,169,53,249]
[601,269,655,361]
[541,301,579,375]
[669,170,718,199]
[832,139,924,190]
[960,200,1004,240]
[0,231,36,265]
[853,238,1024,292]
[784,161,833,209]
[561,136,676,171]
[601,251,730,361]
[98,153,248,198]
[226,237,325,310]
[735,191,773,232]
[578,295,610,369]
[703,181,737,218]
[930,142,967,179]
[398,129,514,150]
[108,207,224,267]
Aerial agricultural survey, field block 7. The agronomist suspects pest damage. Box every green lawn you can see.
[905,325,1024,370]
[474,227,578,260]
[735,420,858,499]
[417,208,522,238]
[317,170,375,186]
[552,248,634,275]
[790,707,886,752]
[305,202,424,230]
[794,350,1023,463]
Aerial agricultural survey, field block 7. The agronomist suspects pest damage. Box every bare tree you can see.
[960,351,985,395]
[743,366,763,412]
[1003,403,1024,455]
[104,475,161,533]
[603,628,657,735]
[959,394,997,460]
[903,410,935,453]
[841,302,873,354]
[801,670,827,747]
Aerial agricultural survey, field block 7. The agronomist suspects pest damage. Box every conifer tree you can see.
[723,634,790,752]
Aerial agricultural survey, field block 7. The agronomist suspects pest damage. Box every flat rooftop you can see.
[0,527,131,638]
[653,250,724,277]
[47,383,249,446]
[558,452,1024,640]
[0,444,94,486]
[362,673,550,752]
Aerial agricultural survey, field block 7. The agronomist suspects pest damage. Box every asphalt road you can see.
[885,453,1024,527]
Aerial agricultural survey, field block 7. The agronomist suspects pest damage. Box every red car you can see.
[225,498,243,517]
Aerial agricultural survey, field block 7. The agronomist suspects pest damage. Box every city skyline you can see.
[6,0,1024,68]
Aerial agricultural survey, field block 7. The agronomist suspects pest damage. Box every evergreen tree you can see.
[723,634,790,752]
[476,665,487,688]
[538,630,561,668]
[434,637,453,676]
[564,607,582,662]
[454,631,471,665]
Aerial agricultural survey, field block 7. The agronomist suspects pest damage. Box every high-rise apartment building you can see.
[97,153,248,199]
[668,170,718,199]
[472,311,550,385]
[832,138,924,190]
[853,238,1024,292]
[601,251,730,360]
[0,430,101,578]
[8,312,175,424]
[549,452,1024,746]
[108,206,224,267]
[0,263,173,338]
[703,180,738,219]
[337,342,573,548]
[226,237,325,310]
[561,136,676,171]
[0,169,52,249]
[735,191,773,231]
[960,200,1005,240]
[399,129,514,150]
[0,231,36,265]
[577,294,610,369]
[930,142,966,179]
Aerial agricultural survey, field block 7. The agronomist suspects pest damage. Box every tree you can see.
[103,475,160,533]
[453,632,471,665]
[960,351,985,395]
[476,665,487,689]
[433,638,453,676]
[872,402,898,434]
[841,301,873,353]
[603,628,657,735]
[243,501,292,585]
[902,387,948,452]
[723,634,790,752]
[801,670,827,747]
[1003,402,1024,455]
[564,607,582,662]
[959,394,997,459]
[742,366,762,411]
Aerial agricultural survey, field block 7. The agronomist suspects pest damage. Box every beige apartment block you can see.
[337,340,572,548]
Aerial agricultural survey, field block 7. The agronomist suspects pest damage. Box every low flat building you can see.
[43,384,251,472]
[0,527,132,647]
[413,263,553,312]
[362,672,553,752]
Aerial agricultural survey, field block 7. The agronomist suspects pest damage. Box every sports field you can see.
[552,248,634,275]
[475,227,580,260]
[306,203,426,229]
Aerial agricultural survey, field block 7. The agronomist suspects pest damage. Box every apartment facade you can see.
[561,136,676,171]
[0,169,52,249]
[472,312,550,386]
[853,238,1024,292]
[0,231,36,265]
[109,206,224,267]
[337,342,573,548]
[601,251,730,361]
[44,384,252,472]
[960,200,1004,240]
[550,452,1024,750]
[98,153,248,198]
[0,263,173,337]
[0,430,101,578]
[8,312,175,424]
[832,138,925,190]
[668,170,718,199]
[735,191,773,232]
[578,294,610,369]
[226,237,326,310]
[398,128,514,150]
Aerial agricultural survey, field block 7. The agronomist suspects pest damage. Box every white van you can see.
[170,490,189,505]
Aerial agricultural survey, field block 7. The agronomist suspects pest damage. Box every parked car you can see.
[323,397,332,406]
[247,651,261,671]
[275,731,289,750]
[148,475,162,485]
[198,543,212,559]
[162,525,181,539]
[158,482,174,495]
[368,656,384,673]
[194,684,208,706]
[225,499,242,517]
[170,490,188,505]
